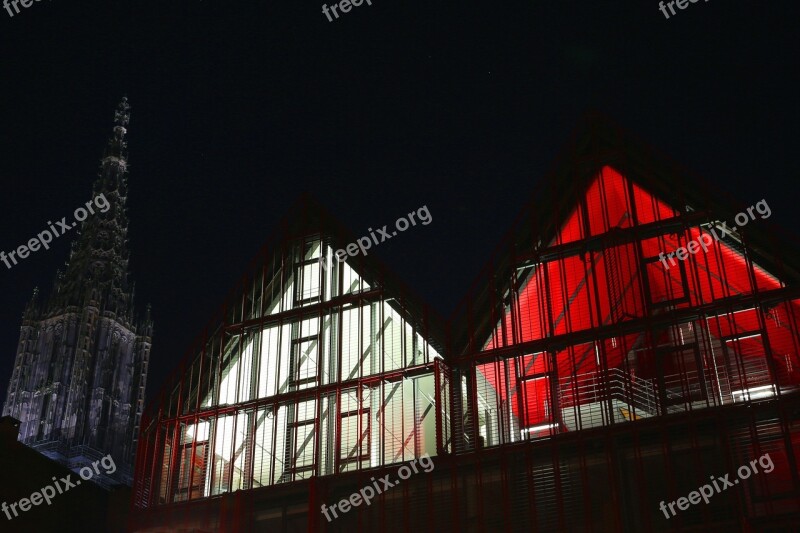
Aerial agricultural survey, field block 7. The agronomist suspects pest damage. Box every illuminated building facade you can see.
[132,122,800,531]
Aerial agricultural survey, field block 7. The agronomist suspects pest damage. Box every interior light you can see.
[731,385,776,402]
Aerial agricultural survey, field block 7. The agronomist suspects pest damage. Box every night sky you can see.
[1,1,798,405]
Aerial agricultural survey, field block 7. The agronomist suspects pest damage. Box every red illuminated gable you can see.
[478,165,797,427]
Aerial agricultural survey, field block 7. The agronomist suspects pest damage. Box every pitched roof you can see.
[143,193,447,422]
[449,113,800,355]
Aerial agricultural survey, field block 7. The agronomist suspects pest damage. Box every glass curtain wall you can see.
[139,237,440,506]
[457,166,800,449]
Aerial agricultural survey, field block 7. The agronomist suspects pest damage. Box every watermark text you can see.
[1,194,110,271]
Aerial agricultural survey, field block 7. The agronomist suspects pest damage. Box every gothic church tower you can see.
[2,98,152,487]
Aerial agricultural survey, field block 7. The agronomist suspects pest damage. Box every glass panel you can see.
[209,415,234,496]
[252,406,275,488]
[341,307,361,381]
[176,420,210,501]
[292,339,318,389]
[416,375,437,457]
[288,399,316,479]
[231,411,251,493]
[339,388,370,472]
[295,262,321,304]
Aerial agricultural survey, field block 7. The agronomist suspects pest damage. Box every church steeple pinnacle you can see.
[111,97,129,148]
[47,97,136,319]
[115,96,130,126]
[100,96,131,182]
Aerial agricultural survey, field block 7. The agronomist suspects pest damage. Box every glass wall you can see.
[139,236,441,506]
[455,166,800,450]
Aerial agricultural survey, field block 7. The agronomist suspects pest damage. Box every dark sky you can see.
[1,1,798,404]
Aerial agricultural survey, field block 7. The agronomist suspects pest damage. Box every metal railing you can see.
[469,357,790,448]
[558,367,659,416]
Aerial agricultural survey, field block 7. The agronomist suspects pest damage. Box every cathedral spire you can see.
[48,97,135,317]
[111,97,130,152]
[2,98,152,487]
[100,96,131,186]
